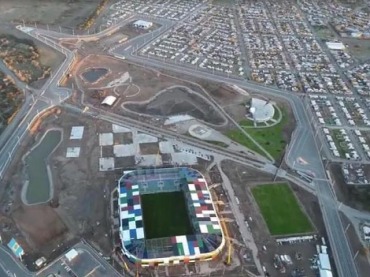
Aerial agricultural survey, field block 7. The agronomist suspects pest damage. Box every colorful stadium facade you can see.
[118,167,225,267]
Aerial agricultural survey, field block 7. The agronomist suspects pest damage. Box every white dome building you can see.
[248,98,275,123]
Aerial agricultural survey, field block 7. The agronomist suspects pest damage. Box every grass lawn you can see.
[239,118,255,127]
[252,183,313,235]
[141,191,194,239]
[330,130,348,158]
[226,129,267,157]
[226,106,288,159]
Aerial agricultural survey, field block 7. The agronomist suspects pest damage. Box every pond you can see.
[25,130,61,204]
[82,68,108,83]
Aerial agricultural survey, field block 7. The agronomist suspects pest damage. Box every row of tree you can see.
[80,0,110,30]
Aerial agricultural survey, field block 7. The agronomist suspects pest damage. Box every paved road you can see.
[112,32,358,276]
[37,241,121,277]
[0,246,33,277]
[0,25,72,180]
[217,162,262,275]
[0,17,359,277]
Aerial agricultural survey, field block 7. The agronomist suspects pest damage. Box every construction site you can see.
[0,105,258,275]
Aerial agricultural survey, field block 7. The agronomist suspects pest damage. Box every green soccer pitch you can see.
[252,183,314,235]
[141,191,194,239]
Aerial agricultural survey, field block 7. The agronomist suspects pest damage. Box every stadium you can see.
[117,167,225,267]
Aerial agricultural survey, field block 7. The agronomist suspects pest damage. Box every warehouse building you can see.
[133,20,153,29]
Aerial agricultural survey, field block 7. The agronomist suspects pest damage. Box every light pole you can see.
[344,223,350,233]
[353,250,359,261]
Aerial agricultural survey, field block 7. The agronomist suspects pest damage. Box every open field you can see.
[0,71,23,134]
[0,26,65,88]
[124,86,227,125]
[0,109,116,268]
[342,37,370,62]
[314,26,337,40]
[226,105,292,160]
[0,34,51,84]
[0,0,102,28]
[72,55,229,127]
[141,192,193,239]
[331,163,370,211]
[252,183,314,235]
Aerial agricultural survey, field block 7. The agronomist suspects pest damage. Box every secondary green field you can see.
[226,106,288,160]
[252,183,313,235]
[141,191,194,239]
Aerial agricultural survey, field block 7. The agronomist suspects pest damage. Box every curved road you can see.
[112,32,358,277]
[0,18,359,277]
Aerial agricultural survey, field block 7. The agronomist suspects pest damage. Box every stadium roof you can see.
[188,181,221,234]
[117,167,224,264]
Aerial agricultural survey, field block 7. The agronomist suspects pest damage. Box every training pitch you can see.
[252,183,313,235]
[141,191,194,239]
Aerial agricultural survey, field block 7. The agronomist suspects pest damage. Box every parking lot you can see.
[38,242,121,277]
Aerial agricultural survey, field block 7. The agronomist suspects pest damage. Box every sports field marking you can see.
[141,191,194,239]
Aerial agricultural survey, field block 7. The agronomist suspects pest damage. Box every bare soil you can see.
[139,142,160,155]
[0,108,122,267]
[124,86,226,125]
[72,55,230,128]
[340,212,370,277]
[330,163,370,211]
[12,205,67,248]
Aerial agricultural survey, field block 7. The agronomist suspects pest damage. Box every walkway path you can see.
[217,161,262,275]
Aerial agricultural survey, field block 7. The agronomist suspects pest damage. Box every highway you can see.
[0,25,73,180]
[0,17,359,277]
